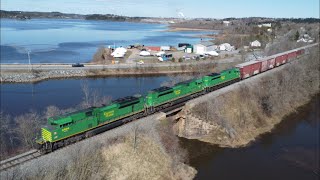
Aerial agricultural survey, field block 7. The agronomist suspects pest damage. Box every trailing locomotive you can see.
[36,45,310,153]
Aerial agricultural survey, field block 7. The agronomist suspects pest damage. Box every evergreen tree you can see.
[294,31,300,41]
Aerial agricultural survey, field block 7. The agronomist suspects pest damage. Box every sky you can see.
[1,0,319,19]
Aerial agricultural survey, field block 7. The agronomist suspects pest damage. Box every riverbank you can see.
[181,95,319,179]
[173,46,319,147]
[0,60,240,83]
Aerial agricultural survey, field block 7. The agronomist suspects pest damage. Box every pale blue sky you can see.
[1,0,319,18]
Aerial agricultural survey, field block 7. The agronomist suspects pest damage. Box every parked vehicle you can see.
[158,54,173,61]
[72,63,84,67]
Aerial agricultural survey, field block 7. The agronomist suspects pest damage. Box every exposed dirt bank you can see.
[173,47,319,147]
[1,113,196,180]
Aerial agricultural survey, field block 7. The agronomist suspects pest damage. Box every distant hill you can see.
[0,10,84,20]
[0,10,145,22]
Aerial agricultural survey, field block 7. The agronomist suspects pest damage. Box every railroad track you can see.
[0,150,41,171]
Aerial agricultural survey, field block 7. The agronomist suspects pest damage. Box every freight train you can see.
[36,45,311,153]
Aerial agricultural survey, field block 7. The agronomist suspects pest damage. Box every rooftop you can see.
[196,41,214,47]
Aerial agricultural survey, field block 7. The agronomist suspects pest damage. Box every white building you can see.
[194,42,215,54]
[223,21,230,26]
[258,23,272,28]
[250,40,261,47]
[219,43,234,51]
[160,46,170,51]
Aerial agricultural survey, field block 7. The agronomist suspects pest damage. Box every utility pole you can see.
[27,50,32,71]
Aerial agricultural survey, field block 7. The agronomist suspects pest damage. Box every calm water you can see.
[181,95,319,180]
[0,18,213,63]
[0,76,172,115]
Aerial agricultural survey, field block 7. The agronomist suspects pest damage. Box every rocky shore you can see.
[1,60,227,83]
[1,70,87,83]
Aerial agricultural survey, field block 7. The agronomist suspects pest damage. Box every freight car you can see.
[36,46,310,153]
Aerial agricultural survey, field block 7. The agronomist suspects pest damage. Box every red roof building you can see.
[145,46,161,51]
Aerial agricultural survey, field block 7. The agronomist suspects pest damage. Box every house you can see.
[184,45,193,53]
[297,38,314,43]
[219,43,234,51]
[160,46,171,51]
[258,23,272,28]
[223,21,230,26]
[250,40,261,47]
[194,41,215,54]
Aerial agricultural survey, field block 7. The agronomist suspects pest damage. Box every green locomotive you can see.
[37,68,241,153]
[37,95,145,152]
[203,68,240,91]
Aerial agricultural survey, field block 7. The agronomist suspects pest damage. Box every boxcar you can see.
[267,58,276,69]
[256,58,276,72]
[275,54,288,66]
[236,61,262,79]
[259,59,268,72]
[287,51,297,61]
[296,49,305,56]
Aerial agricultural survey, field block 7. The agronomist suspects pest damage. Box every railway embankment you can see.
[173,46,319,147]
[1,113,196,180]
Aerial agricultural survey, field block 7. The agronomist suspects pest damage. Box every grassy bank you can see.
[174,46,319,147]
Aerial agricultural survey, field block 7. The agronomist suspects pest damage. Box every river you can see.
[180,95,319,180]
[0,75,175,115]
[0,18,213,64]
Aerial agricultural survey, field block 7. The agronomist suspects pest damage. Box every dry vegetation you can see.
[174,47,319,147]
[1,114,196,180]
[171,18,319,52]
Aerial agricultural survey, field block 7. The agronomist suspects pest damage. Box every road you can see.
[0,60,223,71]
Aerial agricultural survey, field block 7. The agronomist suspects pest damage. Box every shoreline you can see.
[0,60,225,83]
[165,27,218,32]
[0,71,199,84]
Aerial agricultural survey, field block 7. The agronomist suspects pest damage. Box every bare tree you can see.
[15,111,42,148]
[81,81,90,108]
[0,112,13,159]
[44,106,61,119]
